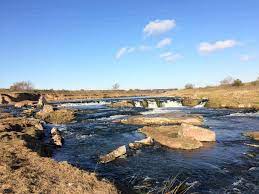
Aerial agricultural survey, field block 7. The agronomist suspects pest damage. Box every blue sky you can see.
[0,0,258,89]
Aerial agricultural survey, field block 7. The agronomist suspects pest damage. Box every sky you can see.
[0,0,259,90]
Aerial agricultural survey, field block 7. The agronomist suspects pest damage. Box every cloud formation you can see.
[115,47,135,59]
[143,19,176,36]
[115,45,151,59]
[160,52,182,63]
[156,38,172,48]
[198,39,238,53]
[240,54,256,61]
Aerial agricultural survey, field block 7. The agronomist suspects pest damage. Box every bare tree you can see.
[220,76,234,85]
[10,81,34,91]
[112,83,120,90]
[185,83,194,89]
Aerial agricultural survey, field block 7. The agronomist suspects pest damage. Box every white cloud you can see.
[198,39,238,53]
[156,38,172,48]
[115,47,135,59]
[160,52,182,63]
[240,54,256,61]
[115,45,153,59]
[143,19,176,36]
[115,47,127,59]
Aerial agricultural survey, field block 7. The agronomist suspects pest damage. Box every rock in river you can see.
[178,123,216,142]
[140,126,203,150]
[99,145,127,163]
[244,131,259,141]
[121,112,203,126]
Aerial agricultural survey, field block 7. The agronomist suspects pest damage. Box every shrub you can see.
[220,76,234,85]
[185,83,194,89]
[10,81,34,91]
[112,83,120,90]
[232,79,243,87]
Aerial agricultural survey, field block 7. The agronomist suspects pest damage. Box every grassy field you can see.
[163,82,259,110]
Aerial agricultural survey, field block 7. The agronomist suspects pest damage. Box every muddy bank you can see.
[0,108,119,193]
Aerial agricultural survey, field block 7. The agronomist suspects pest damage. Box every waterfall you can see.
[147,100,158,108]
[134,101,142,107]
[194,101,207,108]
[161,100,182,107]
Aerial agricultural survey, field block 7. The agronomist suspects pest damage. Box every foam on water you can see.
[162,100,182,107]
[227,111,259,117]
[147,101,158,109]
[141,107,181,115]
[194,101,207,108]
[58,101,109,109]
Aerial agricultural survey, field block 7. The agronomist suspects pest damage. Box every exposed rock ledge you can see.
[0,115,119,194]
[139,124,216,150]
[121,113,203,126]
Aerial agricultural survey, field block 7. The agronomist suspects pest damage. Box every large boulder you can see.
[0,93,40,104]
[99,145,127,163]
[182,97,201,107]
[50,127,63,146]
[37,95,48,108]
[42,104,54,113]
[140,126,203,150]
[244,131,259,141]
[121,112,203,126]
[108,100,134,108]
[128,137,153,150]
[14,100,35,108]
[178,123,216,142]
[36,108,75,124]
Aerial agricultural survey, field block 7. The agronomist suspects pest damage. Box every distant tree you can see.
[10,81,34,91]
[220,76,234,85]
[112,83,120,90]
[185,83,194,89]
[232,79,243,87]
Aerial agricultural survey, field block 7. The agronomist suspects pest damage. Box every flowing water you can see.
[52,98,259,194]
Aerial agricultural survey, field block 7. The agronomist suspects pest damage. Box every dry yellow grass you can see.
[163,84,259,109]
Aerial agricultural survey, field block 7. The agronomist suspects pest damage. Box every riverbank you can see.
[0,109,119,193]
[1,82,258,110]
[162,83,259,110]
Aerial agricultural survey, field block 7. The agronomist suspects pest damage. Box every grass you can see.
[157,174,194,194]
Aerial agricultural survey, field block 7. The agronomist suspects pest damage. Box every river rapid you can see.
[51,97,259,194]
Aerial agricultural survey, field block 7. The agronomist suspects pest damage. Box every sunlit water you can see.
[51,100,259,194]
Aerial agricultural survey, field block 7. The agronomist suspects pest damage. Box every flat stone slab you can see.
[140,126,203,150]
[121,112,203,126]
[244,131,259,141]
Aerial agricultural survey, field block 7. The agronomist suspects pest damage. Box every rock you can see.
[42,105,54,113]
[99,145,127,163]
[8,92,40,102]
[121,113,203,126]
[135,137,153,145]
[178,123,216,142]
[37,95,48,108]
[14,100,35,108]
[129,137,154,150]
[182,97,201,107]
[50,127,63,146]
[51,127,60,135]
[36,108,75,124]
[129,142,143,150]
[140,126,203,150]
[244,131,259,141]
[0,95,13,104]
[108,100,134,108]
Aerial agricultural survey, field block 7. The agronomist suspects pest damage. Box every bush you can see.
[232,79,243,87]
[10,81,34,91]
[112,83,120,90]
[220,76,234,85]
[185,83,194,89]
